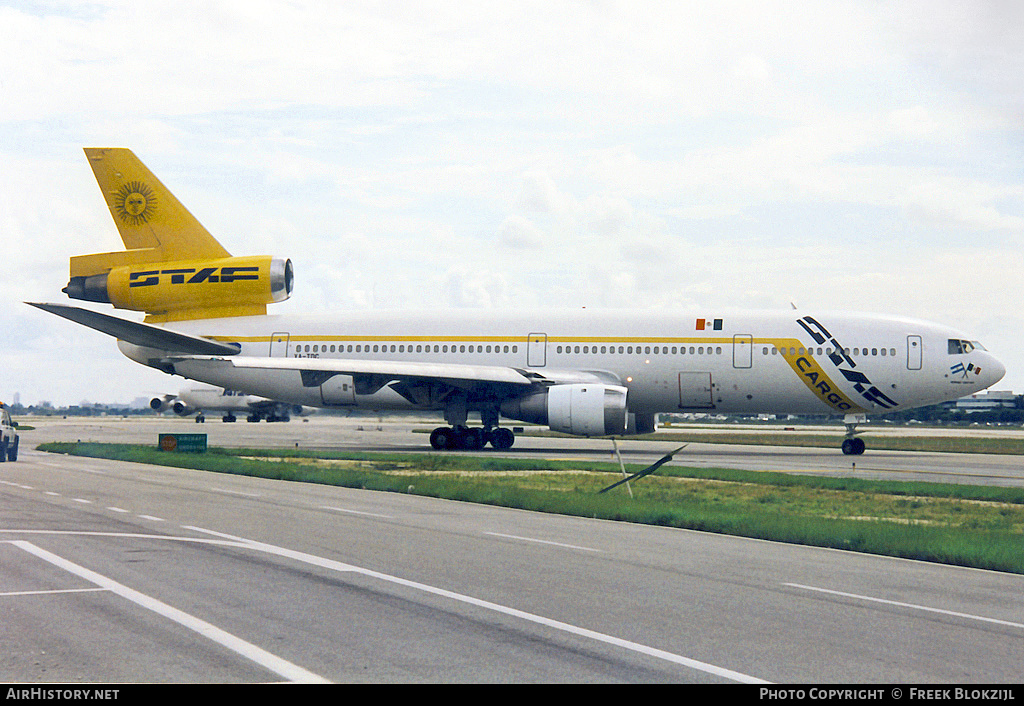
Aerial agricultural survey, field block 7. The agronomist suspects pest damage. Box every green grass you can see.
[38,441,1024,575]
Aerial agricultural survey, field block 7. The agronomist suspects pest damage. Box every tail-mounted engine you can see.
[64,255,293,322]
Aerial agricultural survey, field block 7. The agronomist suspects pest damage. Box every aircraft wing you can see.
[167,355,617,404]
[31,300,618,400]
[27,303,242,356]
[212,355,540,388]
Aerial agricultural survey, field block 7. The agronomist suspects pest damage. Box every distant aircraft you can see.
[31,148,1006,454]
[150,385,312,423]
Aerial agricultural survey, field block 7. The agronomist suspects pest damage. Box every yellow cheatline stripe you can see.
[209,334,742,345]
[204,331,864,413]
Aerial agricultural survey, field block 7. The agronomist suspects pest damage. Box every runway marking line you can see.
[319,505,393,519]
[485,532,602,553]
[785,583,1024,631]
[1,587,108,597]
[211,488,263,498]
[185,525,769,684]
[9,539,329,684]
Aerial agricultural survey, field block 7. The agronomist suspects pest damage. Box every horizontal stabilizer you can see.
[26,302,241,356]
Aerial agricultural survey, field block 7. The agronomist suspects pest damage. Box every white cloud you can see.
[2,0,1023,404]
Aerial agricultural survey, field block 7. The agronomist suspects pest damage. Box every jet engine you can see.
[64,256,293,322]
[171,400,193,417]
[149,397,172,413]
[501,384,628,437]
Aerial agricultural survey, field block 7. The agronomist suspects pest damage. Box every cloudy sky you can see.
[2,0,1022,407]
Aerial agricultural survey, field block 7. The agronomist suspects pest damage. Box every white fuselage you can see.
[177,386,271,413]
[119,308,1005,421]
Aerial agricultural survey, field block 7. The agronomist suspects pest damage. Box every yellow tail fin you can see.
[65,148,292,322]
[71,148,230,277]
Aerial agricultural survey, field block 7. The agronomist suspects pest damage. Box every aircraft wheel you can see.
[841,438,865,455]
[458,428,483,451]
[490,428,515,450]
[430,427,455,450]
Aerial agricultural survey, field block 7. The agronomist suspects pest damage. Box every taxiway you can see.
[2,416,1023,682]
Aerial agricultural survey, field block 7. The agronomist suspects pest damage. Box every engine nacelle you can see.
[64,256,293,322]
[150,397,172,413]
[171,401,193,416]
[501,384,628,437]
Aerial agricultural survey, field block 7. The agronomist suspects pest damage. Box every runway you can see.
[20,414,1024,487]
[2,416,1023,682]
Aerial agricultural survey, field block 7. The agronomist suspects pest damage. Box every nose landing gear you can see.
[842,413,866,455]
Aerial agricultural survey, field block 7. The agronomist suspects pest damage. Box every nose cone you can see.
[980,352,1007,390]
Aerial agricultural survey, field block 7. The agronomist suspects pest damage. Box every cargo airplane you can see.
[30,148,1006,454]
[150,384,312,423]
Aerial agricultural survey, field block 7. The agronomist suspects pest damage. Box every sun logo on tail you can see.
[114,181,157,225]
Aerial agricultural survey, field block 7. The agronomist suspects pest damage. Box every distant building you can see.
[952,390,1018,413]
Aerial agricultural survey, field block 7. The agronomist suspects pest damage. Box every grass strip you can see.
[39,442,1024,575]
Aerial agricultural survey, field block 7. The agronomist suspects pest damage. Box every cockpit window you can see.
[948,339,975,355]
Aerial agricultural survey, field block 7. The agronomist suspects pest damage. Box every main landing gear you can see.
[841,413,866,455]
[430,398,515,450]
[429,426,515,451]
